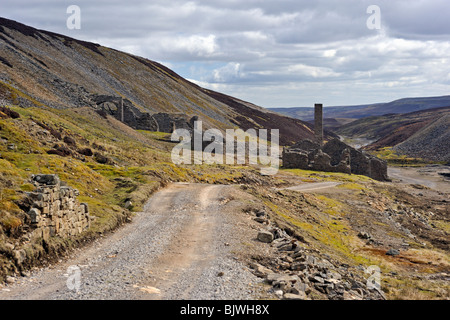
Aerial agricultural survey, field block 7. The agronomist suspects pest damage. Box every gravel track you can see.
[0,183,264,300]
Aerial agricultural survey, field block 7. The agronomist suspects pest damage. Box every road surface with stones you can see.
[0,183,265,300]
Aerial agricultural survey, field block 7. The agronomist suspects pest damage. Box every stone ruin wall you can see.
[282,139,389,181]
[282,140,351,175]
[26,174,90,243]
[92,95,198,133]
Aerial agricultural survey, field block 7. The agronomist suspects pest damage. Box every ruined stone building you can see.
[91,95,198,133]
[282,104,389,181]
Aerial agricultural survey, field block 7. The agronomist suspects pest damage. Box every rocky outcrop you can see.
[282,138,388,181]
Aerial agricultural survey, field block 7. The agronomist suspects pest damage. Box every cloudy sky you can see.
[2,0,450,108]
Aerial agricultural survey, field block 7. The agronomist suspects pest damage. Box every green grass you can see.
[373,147,434,166]
[137,130,171,139]
[281,168,374,183]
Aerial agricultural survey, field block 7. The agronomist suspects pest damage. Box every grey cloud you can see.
[1,0,449,107]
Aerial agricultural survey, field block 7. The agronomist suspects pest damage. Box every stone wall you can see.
[152,112,196,133]
[283,147,351,175]
[25,174,90,242]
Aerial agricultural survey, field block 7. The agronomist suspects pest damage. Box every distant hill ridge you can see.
[269,96,450,121]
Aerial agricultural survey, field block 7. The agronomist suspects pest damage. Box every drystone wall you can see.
[26,174,90,242]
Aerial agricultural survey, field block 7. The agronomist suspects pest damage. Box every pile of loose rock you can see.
[251,210,386,300]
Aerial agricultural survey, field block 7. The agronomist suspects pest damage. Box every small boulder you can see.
[358,231,372,240]
[343,290,364,300]
[13,249,27,266]
[267,273,299,284]
[250,262,272,278]
[254,217,267,224]
[124,200,133,210]
[386,248,400,256]
[257,229,274,243]
[80,203,89,214]
[28,208,41,224]
[32,174,60,186]
[283,292,307,300]
[5,276,16,285]
[255,209,266,217]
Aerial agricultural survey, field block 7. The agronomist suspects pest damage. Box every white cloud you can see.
[163,34,218,58]
[212,62,242,82]
[286,64,339,79]
[322,49,336,58]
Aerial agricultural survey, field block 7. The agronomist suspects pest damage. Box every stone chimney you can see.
[314,103,323,146]
[119,97,124,122]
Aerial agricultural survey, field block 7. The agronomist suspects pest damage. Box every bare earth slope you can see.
[393,114,450,162]
[336,107,450,162]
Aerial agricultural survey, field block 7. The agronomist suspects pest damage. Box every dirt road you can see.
[0,183,264,300]
[388,166,450,193]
